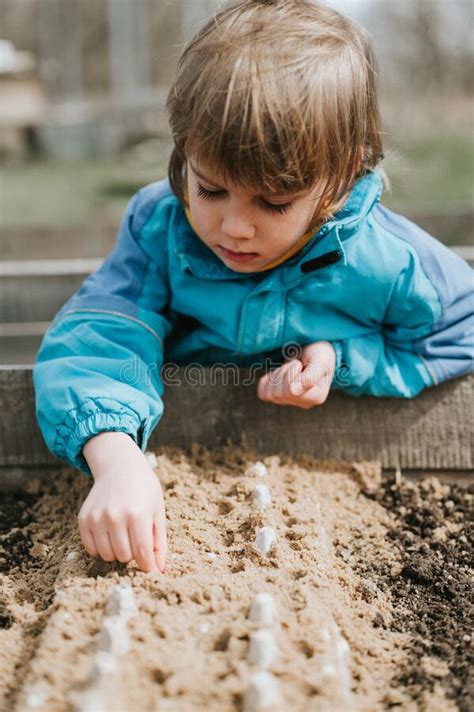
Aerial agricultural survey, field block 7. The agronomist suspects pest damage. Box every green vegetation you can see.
[382,132,474,212]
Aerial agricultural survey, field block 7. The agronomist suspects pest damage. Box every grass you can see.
[382,132,474,212]
[0,155,170,228]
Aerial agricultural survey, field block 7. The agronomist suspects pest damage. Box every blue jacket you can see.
[33,171,474,475]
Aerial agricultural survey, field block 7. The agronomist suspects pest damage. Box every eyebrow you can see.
[189,161,306,200]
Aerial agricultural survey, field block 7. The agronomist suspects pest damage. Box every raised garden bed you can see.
[0,447,472,711]
[0,364,472,710]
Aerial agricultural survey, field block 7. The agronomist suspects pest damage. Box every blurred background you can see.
[0,0,473,363]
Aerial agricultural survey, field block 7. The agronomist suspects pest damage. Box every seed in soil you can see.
[249,593,275,626]
[248,629,278,669]
[252,484,272,509]
[247,462,268,478]
[105,584,137,620]
[96,617,131,656]
[244,671,282,712]
[255,527,276,556]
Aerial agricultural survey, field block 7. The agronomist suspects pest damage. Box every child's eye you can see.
[262,201,292,215]
[196,184,225,200]
[196,182,292,215]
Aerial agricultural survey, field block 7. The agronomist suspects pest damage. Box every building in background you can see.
[0,0,220,158]
[0,0,472,159]
[0,39,46,159]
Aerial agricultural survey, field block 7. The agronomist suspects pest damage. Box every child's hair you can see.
[167,0,385,227]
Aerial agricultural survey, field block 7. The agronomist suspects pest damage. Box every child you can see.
[33,0,473,574]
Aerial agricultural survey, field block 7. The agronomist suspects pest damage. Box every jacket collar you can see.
[173,169,383,284]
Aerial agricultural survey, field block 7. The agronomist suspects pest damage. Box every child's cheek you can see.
[189,200,217,243]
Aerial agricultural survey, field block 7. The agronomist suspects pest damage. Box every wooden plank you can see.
[0,367,472,470]
[0,322,51,337]
[0,273,89,322]
[0,225,117,260]
[0,335,43,366]
[0,258,102,276]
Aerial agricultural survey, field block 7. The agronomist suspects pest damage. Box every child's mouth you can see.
[219,246,259,262]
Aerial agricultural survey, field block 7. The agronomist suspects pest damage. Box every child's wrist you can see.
[83,431,139,475]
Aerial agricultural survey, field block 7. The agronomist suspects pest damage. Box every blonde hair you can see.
[167,0,385,228]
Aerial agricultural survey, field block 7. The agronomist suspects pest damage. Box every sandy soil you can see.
[0,445,471,711]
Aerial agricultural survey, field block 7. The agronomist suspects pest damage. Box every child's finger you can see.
[296,380,330,408]
[108,525,133,564]
[153,519,167,573]
[79,521,99,557]
[266,361,298,400]
[299,361,331,390]
[129,516,159,573]
[281,359,304,398]
[257,371,275,401]
[93,528,116,562]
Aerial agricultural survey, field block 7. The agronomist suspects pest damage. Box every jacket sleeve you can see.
[33,183,174,476]
[331,243,474,398]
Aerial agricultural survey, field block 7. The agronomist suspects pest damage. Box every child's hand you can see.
[257,341,336,409]
[79,432,167,573]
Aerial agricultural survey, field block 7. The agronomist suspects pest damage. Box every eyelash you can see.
[196,183,292,215]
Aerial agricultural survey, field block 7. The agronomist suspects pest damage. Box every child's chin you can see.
[225,260,263,272]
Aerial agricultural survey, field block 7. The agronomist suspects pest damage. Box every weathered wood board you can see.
[1,367,472,471]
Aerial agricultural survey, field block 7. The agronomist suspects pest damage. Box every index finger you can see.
[129,516,159,573]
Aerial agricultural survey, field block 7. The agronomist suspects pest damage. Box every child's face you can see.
[186,159,323,272]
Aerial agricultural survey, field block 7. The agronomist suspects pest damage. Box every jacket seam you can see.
[372,210,445,318]
[55,308,164,346]
[418,353,438,386]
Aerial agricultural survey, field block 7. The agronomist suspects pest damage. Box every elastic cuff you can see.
[64,411,142,477]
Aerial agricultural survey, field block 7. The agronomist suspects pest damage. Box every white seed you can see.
[25,684,48,709]
[205,552,216,561]
[66,550,78,561]
[89,651,117,682]
[248,629,278,669]
[96,617,130,656]
[252,485,271,508]
[247,461,268,478]
[105,584,137,620]
[249,593,275,626]
[145,451,158,469]
[73,688,106,712]
[198,621,210,634]
[320,627,331,643]
[321,663,337,678]
[334,630,351,696]
[244,671,281,712]
[255,527,276,556]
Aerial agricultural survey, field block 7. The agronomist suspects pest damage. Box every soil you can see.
[363,475,473,711]
[0,445,471,712]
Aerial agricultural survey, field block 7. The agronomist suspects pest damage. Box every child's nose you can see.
[221,210,256,241]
